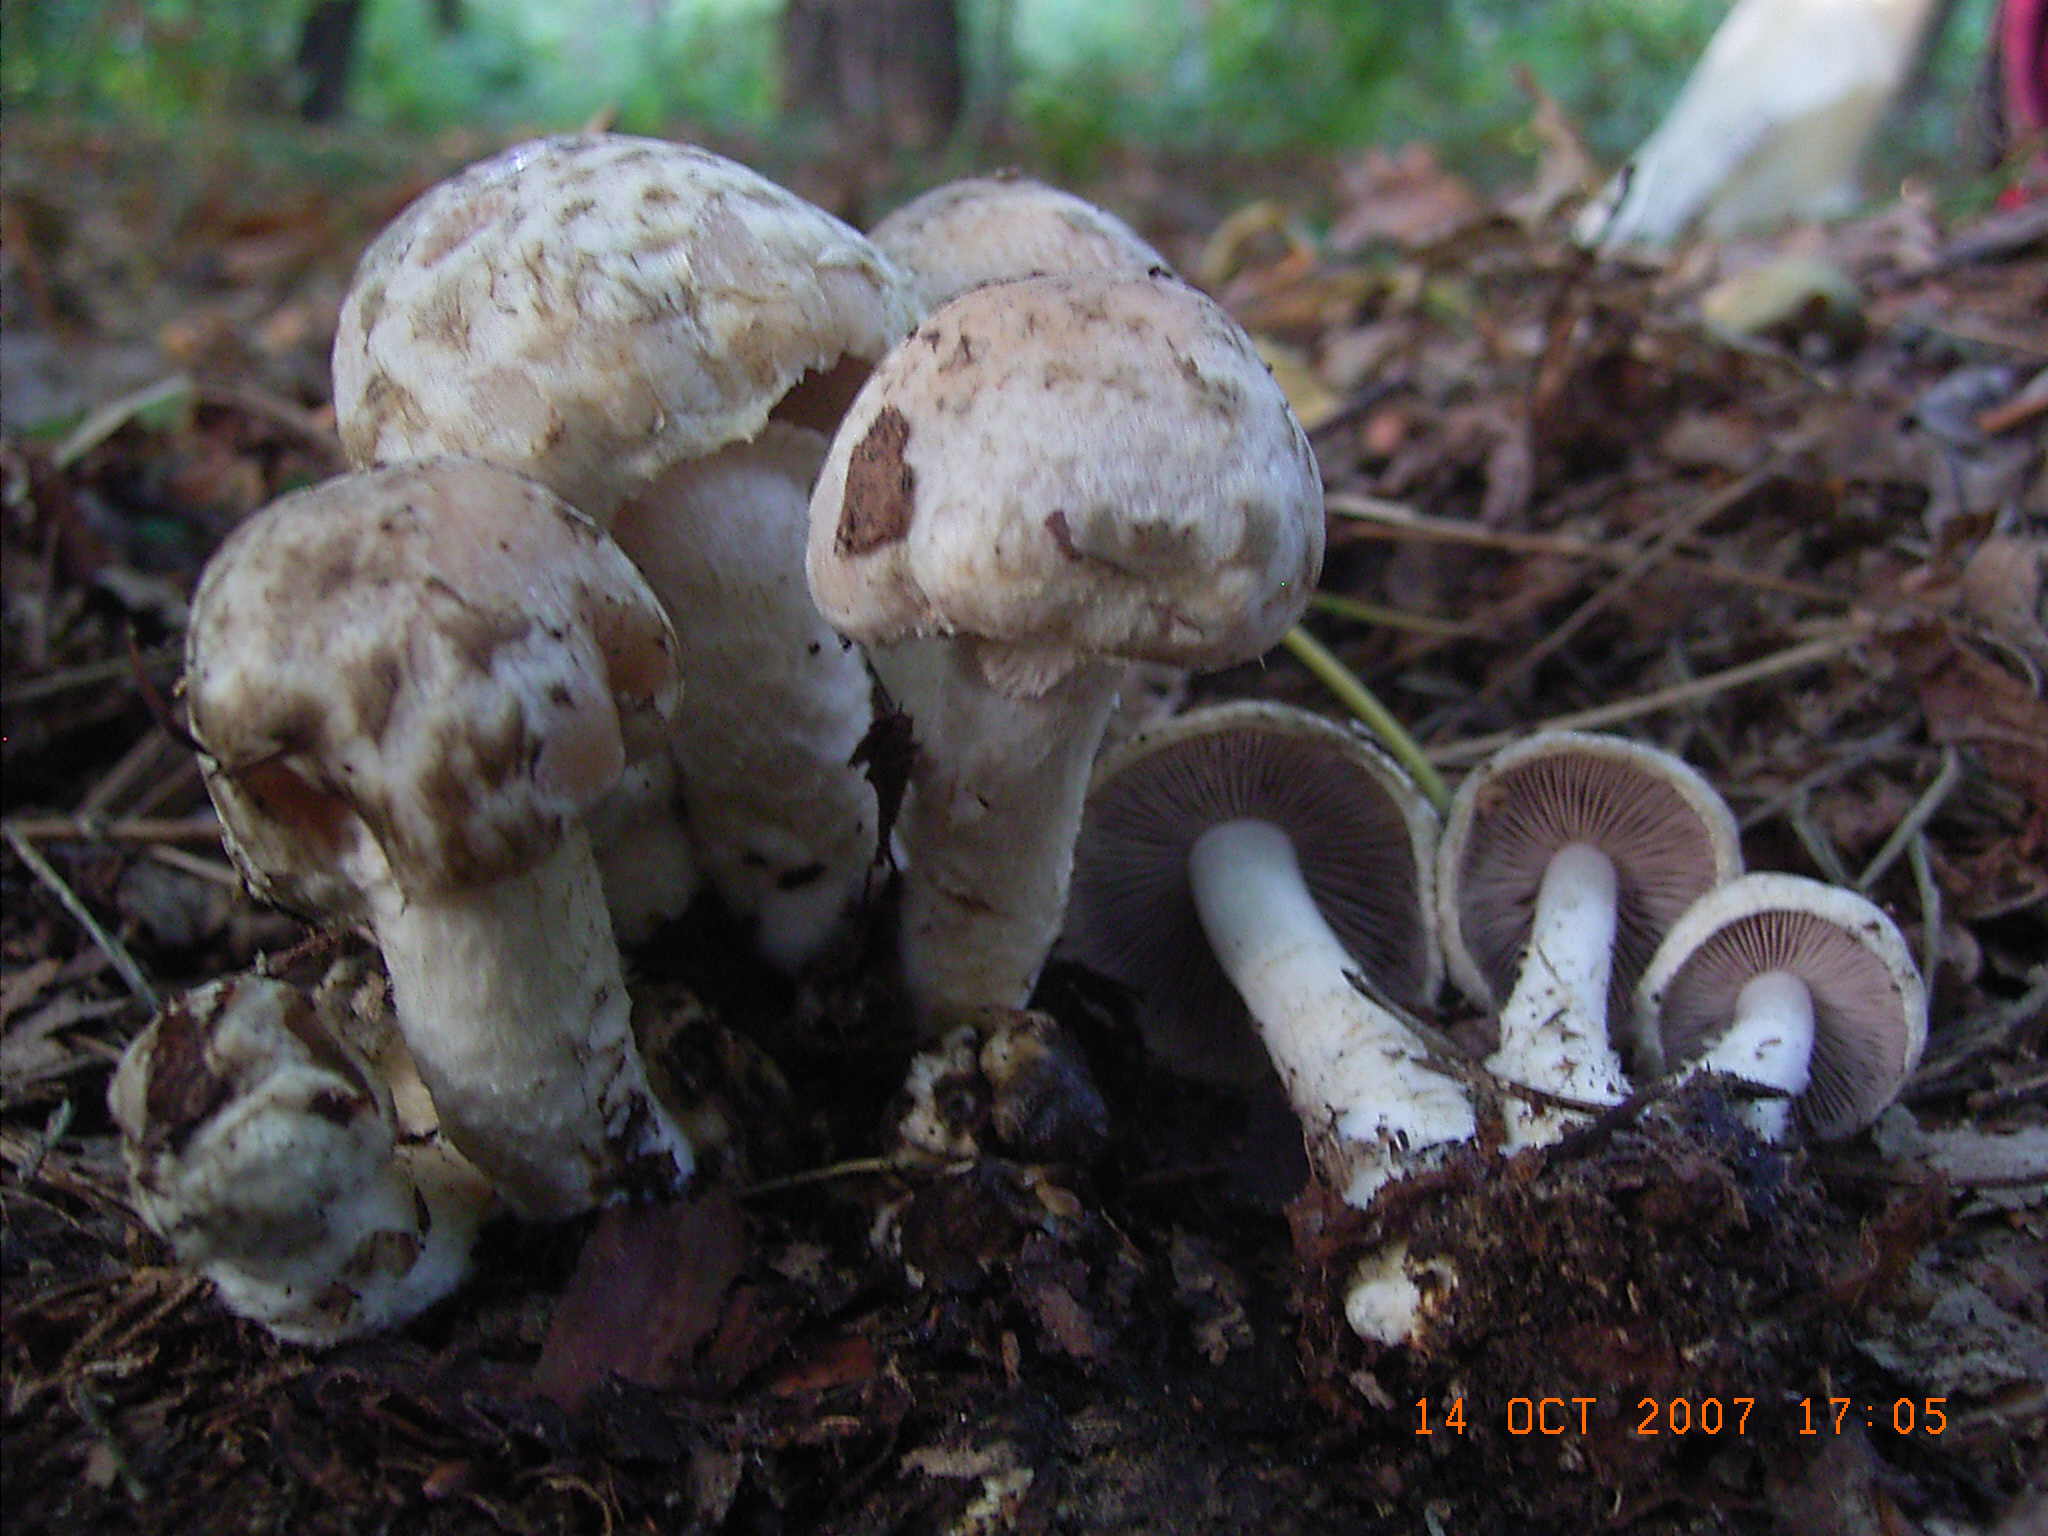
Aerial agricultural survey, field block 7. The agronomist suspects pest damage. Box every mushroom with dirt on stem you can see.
[1063,701,1463,1196]
[110,969,494,1346]
[804,270,1326,1025]
[185,457,694,1220]
[1062,701,1471,1347]
[1436,730,1743,1148]
[333,131,920,961]
[1632,871,1927,1142]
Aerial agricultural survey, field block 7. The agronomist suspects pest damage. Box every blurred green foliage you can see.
[0,0,2002,185]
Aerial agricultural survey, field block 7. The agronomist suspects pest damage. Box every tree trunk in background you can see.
[295,0,364,122]
[782,0,964,151]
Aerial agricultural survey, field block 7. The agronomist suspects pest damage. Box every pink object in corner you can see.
[2000,0,2047,205]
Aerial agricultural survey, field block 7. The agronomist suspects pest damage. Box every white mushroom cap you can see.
[1065,700,1441,1082]
[1634,872,1927,1140]
[1436,731,1743,1023]
[109,972,492,1346]
[334,133,919,521]
[186,459,694,1217]
[869,173,1170,312]
[189,460,682,920]
[807,269,1324,687]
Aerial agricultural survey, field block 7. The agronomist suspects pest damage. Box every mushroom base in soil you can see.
[1298,1088,1856,1471]
[1186,821,1477,1349]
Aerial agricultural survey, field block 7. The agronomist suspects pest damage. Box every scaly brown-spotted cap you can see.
[334,133,917,519]
[187,458,681,918]
[805,270,1323,695]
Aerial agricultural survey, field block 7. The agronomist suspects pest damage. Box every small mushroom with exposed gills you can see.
[1632,872,1927,1141]
[1064,701,1469,1347]
[1437,731,1743,1147]
[186,458,694,1219]
[807,271,1325,1023]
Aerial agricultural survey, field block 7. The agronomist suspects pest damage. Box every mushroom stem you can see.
[1186,818,1475,1207]
[1679,969,1815,1141]
[881,639,1121,1024]
[1487,840,1632,1147]
[368,827,693,1219]
[610,425,878,967]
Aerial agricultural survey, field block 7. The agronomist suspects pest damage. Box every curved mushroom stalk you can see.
[1438,732,1743,1151]
[612,424,880,968]
[187,460,697,1220]
[1064,703,1465,1350]
[1187,819,1474,1206]
[110,973,494,1347]
[1485,841,1632,1147]
[876,638,1122,1021]
[1635,872,1926,1144]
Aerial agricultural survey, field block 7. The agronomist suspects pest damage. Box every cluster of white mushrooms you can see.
[1065,716,1929,1345]
[111,134,1926,1357]
[112,137,1325,1343]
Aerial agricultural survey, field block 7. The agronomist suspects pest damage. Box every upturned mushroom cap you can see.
[187,458,682,919]
[333,133,918,519]
[1634,872,1927,1140]
[805,270,1324,687]
[1437,731,1741,1023]
[869,173,1170,311]
[1064,701,1441,1082]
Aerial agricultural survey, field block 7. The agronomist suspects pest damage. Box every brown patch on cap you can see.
[835,406,917,556]
[141,990,237,1157]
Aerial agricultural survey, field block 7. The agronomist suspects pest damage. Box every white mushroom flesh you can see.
[1187,818,1475,1207]
[1485,840,1632,1148]
[611,423,878,966]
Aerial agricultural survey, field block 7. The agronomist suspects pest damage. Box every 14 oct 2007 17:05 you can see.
[1412,1393,1952,1438]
